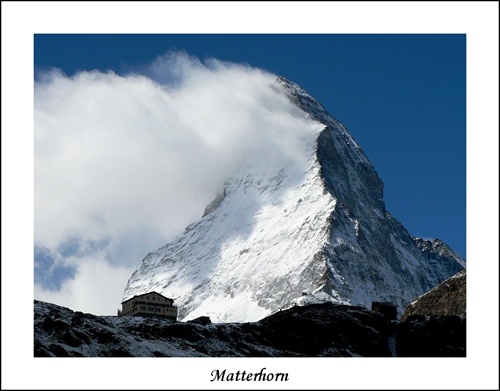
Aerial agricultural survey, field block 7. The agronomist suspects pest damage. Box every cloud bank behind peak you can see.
[34,51,322,314]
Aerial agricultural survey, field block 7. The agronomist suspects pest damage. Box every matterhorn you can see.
[123,77,465,322]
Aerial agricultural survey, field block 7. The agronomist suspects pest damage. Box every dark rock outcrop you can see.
[400,270,466,321]
[394,270,466,357]
[396,315,466,357]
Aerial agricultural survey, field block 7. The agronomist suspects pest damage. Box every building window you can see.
[155,307,161,312]
[141,306,146,310]
[148,307,153,311]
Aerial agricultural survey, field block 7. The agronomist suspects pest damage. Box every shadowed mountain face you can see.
[122,77,465,323]
[34,299,465,357]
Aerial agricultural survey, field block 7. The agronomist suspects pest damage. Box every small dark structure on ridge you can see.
[187,316,212,325]
[371,302,397,320]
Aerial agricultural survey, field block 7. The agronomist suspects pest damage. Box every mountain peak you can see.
[276,76,329,119]
[123,77,465,322]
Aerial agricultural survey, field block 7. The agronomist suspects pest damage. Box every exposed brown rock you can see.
[400,270,466,322]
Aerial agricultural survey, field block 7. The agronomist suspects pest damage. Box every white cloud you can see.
[34,51,319,314]
[35,255,136,316]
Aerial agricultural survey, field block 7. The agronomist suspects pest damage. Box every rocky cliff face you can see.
[400,270,466,321]
[122,77,465,322]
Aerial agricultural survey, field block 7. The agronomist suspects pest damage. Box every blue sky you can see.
[35,33,466,257]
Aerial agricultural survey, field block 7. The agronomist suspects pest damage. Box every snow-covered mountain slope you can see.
[123,77,465,322]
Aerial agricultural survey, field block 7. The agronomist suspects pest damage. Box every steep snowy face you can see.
[123,78,334,322]
[123,77,465,322]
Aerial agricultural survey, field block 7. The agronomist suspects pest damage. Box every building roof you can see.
[121,291,174,304]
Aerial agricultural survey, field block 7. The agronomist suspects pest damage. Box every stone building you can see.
[118,291,177,321]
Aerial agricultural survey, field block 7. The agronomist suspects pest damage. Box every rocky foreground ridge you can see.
[35,271,466,357]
